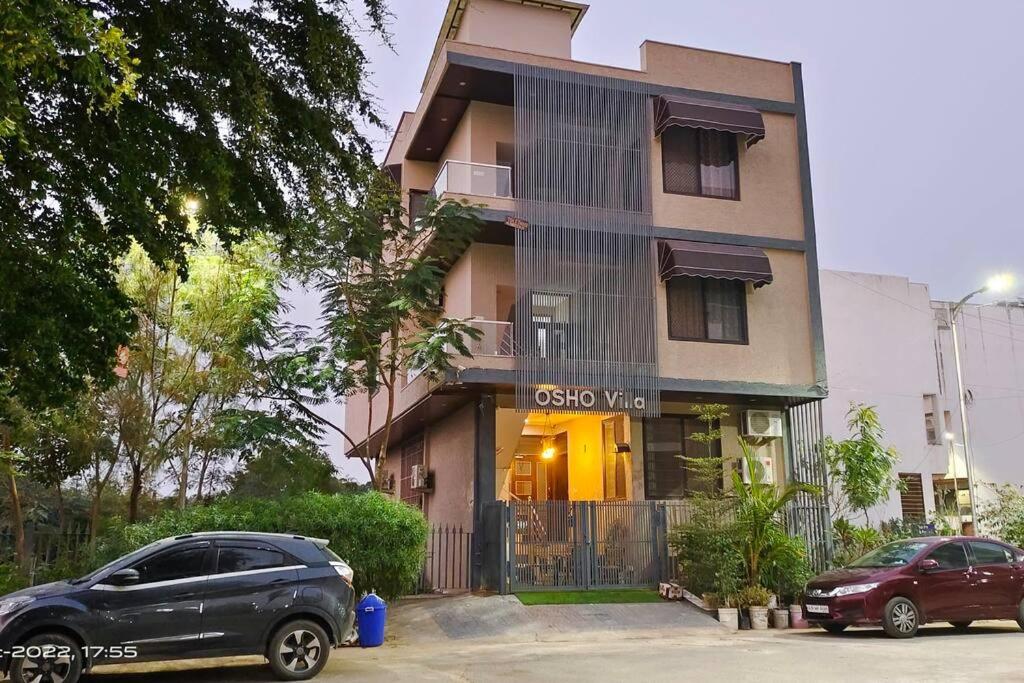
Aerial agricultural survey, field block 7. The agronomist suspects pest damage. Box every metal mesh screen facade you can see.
[785,400,833,569]
[513,65,659,417]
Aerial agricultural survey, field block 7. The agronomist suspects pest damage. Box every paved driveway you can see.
[82,622,1024,682]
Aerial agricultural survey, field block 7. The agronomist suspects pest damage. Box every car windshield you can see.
[70,539,167,584]
[848,540,930,568]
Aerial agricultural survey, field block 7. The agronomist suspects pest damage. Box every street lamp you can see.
[948,273,1014,533]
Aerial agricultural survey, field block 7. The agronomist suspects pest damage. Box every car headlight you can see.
[0,597,34,616]
[830,582,879,597]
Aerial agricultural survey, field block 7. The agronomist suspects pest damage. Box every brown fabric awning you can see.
[658,239,773,288]
[653,94,766,148]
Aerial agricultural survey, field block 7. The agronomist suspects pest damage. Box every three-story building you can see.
[345,0,830,591]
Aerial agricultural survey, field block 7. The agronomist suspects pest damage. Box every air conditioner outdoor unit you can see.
[740,455,776,485]
[741,410,784,438]
[410,464,432,491]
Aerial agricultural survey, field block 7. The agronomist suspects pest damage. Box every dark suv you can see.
[0,532,355,683]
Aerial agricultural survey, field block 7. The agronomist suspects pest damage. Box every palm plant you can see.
[732,439,820,586]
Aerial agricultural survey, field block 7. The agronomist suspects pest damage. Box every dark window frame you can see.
[967,540,1012,567]
[212,541,293,575]
[661,127,741,201]
[129,543,212,585]
[642,415,723,500]
[666,277,749,345]
[924,541,970,572]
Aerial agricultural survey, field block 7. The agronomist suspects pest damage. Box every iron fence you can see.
[416,524,472,594]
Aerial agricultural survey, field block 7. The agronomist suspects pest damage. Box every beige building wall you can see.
[423,403,476,529]
[456,0,573,60]
[651,113,805,241]
[656,249,815,387]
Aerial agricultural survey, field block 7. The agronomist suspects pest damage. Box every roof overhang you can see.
[422,0,589,92]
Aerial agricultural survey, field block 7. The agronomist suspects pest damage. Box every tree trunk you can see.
[196,450,209,503]
[54,482,66,534]
[5,469,26,570]
[89,493,102,550]
[128,460,143,523]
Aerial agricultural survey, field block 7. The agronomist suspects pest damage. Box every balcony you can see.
[432,160,512,200]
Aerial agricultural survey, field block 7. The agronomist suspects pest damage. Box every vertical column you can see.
[472,393,496,590]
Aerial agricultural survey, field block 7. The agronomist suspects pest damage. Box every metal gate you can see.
[502,501,668,591]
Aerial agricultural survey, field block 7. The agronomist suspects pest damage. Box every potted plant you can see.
[718,594,739,631]
[735,584,772,630]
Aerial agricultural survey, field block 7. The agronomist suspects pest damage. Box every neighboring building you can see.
[822,269,1024,532]
[346,0,829,590]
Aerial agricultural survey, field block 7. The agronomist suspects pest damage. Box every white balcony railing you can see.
[432,160,512,199]
[446,320,514,358]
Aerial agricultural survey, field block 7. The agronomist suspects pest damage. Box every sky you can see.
[312,0,1024,478]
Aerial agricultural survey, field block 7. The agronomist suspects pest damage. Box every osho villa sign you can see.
[533,386,646,411]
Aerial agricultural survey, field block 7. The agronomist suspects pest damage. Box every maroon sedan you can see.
[804,536,1024,638]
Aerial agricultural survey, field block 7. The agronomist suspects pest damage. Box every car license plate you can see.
[806,604,830,614]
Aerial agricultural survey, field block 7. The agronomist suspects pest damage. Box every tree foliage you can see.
[732,439,819,587]
[1,0,388,408]
[824,403,903,523]
[256,172,483,486]
[108,228,284,519]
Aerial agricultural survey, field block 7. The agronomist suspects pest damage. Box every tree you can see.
[255,173,483,487]
[1,0,388,409]
[732,439,820,587]
[824,403,903,524]
[110,229,283,520]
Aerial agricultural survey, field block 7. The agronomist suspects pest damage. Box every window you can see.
[215,545,286,574]
[131,546,207,584]
[898,473,925,523]
[924,394,940,444]
[926,542,969,570]
[400,434,425,507]
[666,277,747,343]
[969,541,1012,566]
[409,190,429,230]
[643,416,721,499]
[531,292,571,359]
[661,127,739,199]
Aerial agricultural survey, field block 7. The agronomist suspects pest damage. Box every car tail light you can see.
[330,561,354,586]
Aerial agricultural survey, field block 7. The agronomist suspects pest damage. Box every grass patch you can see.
[515,589,662,606]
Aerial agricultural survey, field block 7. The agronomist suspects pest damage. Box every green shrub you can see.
[669,522,744,600]
[759,530,811,604]
[99,492,428,600]
[0,563,28,595]
[733,583,772,607]
[981,485,1024,547]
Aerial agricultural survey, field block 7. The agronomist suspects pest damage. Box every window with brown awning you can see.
[653,94,766,148]
[657,239,773,288]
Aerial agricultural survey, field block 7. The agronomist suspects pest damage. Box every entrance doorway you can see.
[510,434,568,501]
[497,410,633,503]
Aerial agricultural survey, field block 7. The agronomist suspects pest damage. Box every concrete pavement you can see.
[84,622,1024,682]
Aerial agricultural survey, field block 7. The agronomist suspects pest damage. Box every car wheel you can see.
[883,597,920,638]
[950,621,972,632]
[822,623,848,635]
[1017,599,1024,630]
[268,619,331,681]
[10,632,83,683]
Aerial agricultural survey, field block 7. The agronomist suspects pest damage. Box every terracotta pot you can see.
[749,606,770,630]
[717,607,739,631]
[789,603,809,629]
[771,608,790,629]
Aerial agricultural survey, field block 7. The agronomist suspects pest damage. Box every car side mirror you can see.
[918,559,939,573]
[107,568,140,586]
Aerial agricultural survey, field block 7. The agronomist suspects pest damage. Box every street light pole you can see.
[947,274,1013,534]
